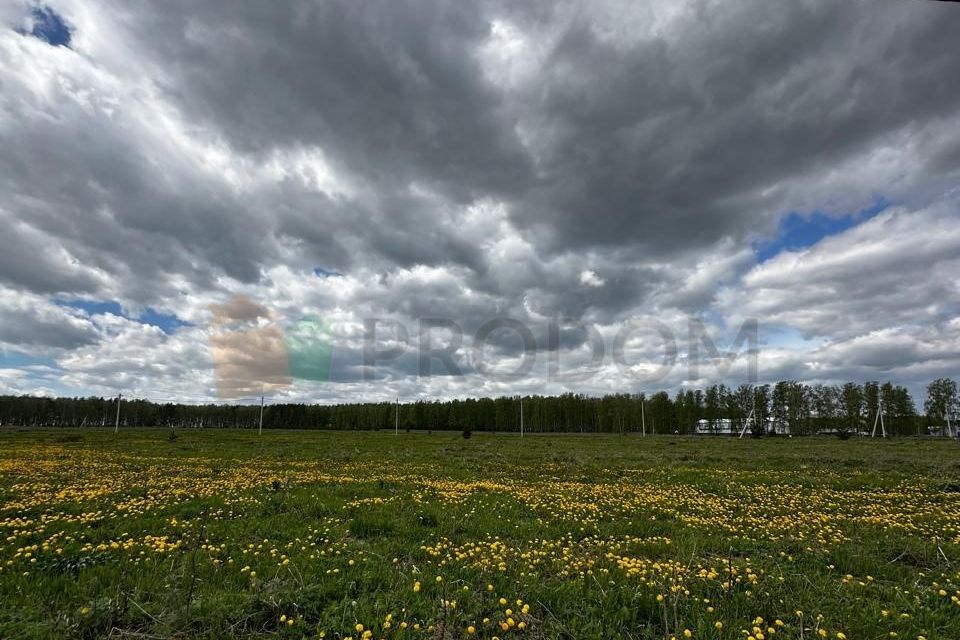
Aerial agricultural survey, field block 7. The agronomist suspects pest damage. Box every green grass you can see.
[1,428,959,639]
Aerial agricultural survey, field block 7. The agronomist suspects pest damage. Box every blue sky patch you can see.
[54,299,190,335]
[754,198,890,263]
[0,350,58,370]
[760,324,821,349]
[139,308,191,334]
[27,6,71,47]
[313,266,343,278]
[55,298,123,316]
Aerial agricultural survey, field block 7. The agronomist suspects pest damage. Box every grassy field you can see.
[1,429,959,640]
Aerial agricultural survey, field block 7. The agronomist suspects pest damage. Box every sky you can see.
[1,0,959,405]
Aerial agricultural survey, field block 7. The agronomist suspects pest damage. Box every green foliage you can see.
[0,429,959,639]
[0,377,946,435]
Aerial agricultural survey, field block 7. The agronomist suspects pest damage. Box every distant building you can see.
[695,418,736,435]
[695,417,788,436]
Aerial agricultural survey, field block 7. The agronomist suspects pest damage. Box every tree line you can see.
[1,378,956,436]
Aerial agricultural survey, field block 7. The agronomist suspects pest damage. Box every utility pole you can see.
[114,393,122,434]
[641,398,646,437]
[258,395,264,435]
[871,399,886,438]
[739,407,755,439]
[395,396,399,435]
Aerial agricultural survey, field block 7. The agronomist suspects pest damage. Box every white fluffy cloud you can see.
[718,203,960,340]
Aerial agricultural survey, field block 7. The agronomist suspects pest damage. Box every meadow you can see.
[0,429,958,640]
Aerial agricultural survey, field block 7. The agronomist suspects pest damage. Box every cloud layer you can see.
[1,0,959,404]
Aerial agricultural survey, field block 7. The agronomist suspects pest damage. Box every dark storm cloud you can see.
[53,0,959,273]
[0,307,97,350]
[511,0,960,253]
[0,290,99,350]
[0,74,276,299]
[131,1,534,201]
[0,215,102,295]
[3,1,960,296]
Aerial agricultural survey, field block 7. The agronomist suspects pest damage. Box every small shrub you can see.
[417,511,439,528]
[270,478,291,493]
[350,516,394,539]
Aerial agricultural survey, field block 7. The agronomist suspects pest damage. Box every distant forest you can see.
[1,378,957,436]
